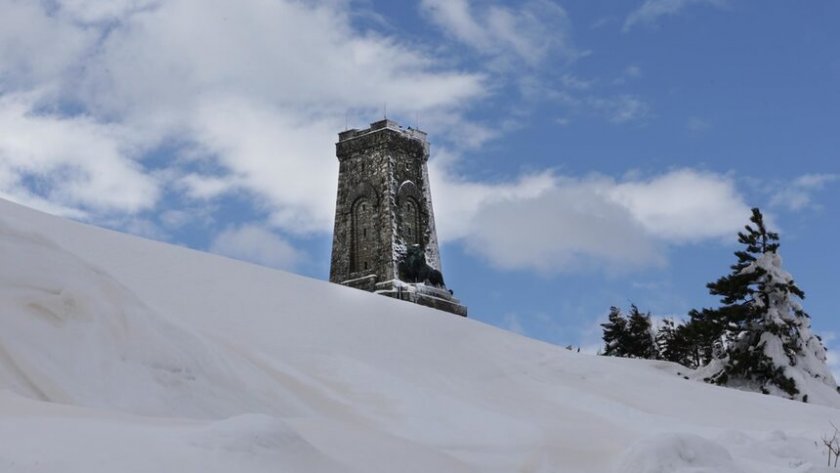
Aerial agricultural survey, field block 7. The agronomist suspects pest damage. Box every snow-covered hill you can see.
[0,197,838,473]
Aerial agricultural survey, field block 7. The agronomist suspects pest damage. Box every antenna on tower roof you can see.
[383,103,387,119]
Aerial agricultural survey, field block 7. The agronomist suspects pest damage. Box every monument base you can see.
[374,280,468,317]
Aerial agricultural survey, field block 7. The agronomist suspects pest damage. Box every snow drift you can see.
[0,197,839,472]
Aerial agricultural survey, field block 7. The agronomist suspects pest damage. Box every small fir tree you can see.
[698,208,835,399]
[602,305,659,359]
[684,308,726,366]
[625,305,659,359]
[601,306,629,357]
[657,318,695,366]
[679,319,716,369]
[657,318,715,369]
[655,318,676,359]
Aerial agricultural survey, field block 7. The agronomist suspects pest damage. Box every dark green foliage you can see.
[655,318,676,359]
[684,308,726,366]
[705,338,799,397]
[601,305,658,359]
[657,318,704,368]
[601,306,629,357]
[626,305,659,360]
[695,208,803,397]
[647,208,831,401]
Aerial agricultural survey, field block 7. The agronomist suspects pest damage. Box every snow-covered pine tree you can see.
[626,305,659,359]
[699,208,837,400]
[601,306,629,357]
[656,318,676,358]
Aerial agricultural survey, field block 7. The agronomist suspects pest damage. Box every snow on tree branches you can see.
[599,208,838,403]
[696,208,836,400]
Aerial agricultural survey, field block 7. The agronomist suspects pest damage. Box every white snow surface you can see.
[1,197,839,472]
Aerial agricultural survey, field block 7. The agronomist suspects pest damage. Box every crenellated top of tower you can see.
[339,119,427,141]
[337,120,428,161]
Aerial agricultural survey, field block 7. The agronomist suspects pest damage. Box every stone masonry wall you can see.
[328,119,465,316]
[329,119,440,286]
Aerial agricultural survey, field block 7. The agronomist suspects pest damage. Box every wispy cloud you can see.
[686,116,711,132]
[769,173,839,211]
[559,74,594,91]
[624,65,643,78]
[543,89,653,125]
[624,0,727,32]
[419,0,578,70]
[612,65,643,85]
[590,16,618,30]
[590,95,652,124]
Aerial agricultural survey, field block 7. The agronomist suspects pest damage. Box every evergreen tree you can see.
[684,308,726,366]
[601,306,629,357]
[657,318,695,365]
[656,318,676,359]
[697,208,835,399]
[602,305,659,359]
[625,304,659,359]
[657,318,713,369]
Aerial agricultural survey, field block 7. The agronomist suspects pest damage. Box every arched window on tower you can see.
[401,198,420,246]
[351,197,375,273]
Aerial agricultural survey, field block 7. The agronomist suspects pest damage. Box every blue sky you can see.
[0,0,837,354]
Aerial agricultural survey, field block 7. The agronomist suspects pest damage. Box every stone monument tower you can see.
[329,119,467,316]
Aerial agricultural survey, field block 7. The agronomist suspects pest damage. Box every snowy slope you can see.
[1,197,839,473]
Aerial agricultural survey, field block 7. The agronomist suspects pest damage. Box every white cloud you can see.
[0,0,487,235]
[769,173,839,211]
[624,0,727,32]
[0,1,95,92]
[0,187,88,219]
[55,0,159,24]
[429,167,557,242]
[419,0,577,69]
[177,174,240,201]
[0,93,158,214]
[185,98,340,234]
[606,169,750,242]
[432,166,750,273]
[0,0,756,280]
[81,0,484,121]
[465,181,665,272]
[209,224,303,271]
